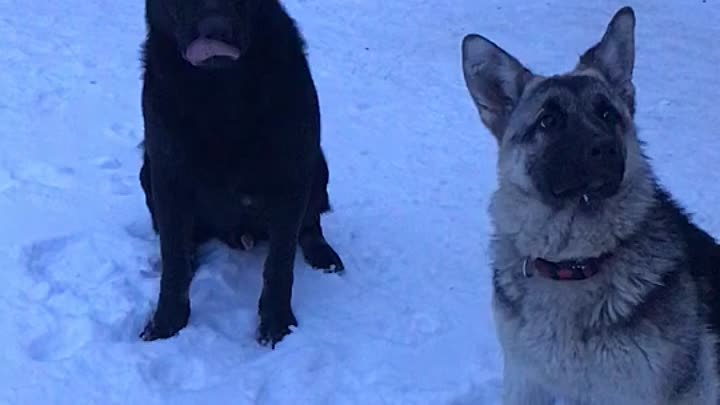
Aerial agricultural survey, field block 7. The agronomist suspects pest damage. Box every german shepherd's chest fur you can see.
[492,234,714,404]
[490,189,720,404]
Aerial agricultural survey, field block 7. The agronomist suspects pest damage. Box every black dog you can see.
[139,0,344,347]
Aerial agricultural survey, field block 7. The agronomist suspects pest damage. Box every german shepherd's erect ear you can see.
[461,34,535,140]
[461,6,637,138]
[577,6,637,115]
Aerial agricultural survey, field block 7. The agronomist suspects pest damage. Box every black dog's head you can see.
[146,0,261,69]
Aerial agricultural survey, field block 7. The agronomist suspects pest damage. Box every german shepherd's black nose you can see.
[548,138,625,201]
[586,138,624,195]
[197,15,233,42]
[588,139,619,163]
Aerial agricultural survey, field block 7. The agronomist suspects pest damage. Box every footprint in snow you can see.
[105,173,134,196]
[106,122,141,144]
[26,317,95,361]
[90,156,123,170]
[24,235,79,281]
[141,355,209,391]
[124,220,156,242]
[23,234,141,317]
[12,161,77,189]
[89,157,137,196]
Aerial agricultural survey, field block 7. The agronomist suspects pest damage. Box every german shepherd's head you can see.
[462,7,657,260]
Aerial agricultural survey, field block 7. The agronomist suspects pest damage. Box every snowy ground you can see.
[1,1,718,404]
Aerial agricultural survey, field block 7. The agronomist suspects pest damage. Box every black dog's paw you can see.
[140,299,190,341]
[303,243,345,273]
[256,308,298,349]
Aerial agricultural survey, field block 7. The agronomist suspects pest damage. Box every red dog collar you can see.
[523,254,610,281]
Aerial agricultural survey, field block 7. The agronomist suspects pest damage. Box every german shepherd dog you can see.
[462,6,720,405]
[139,0,344,347]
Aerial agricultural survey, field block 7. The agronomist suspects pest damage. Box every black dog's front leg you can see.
[140,161,195,341]
[256,187,308,348]
[299,216,344,272]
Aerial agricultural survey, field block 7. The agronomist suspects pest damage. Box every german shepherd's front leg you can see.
[256,186,309,348]
[140,157,195,341]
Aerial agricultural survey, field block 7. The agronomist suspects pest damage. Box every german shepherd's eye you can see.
[600,107,619,123]
[539,113,558,130]
[536,100,565,131]
[595,98,620,125]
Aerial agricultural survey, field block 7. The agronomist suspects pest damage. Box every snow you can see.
[1,0,718,404]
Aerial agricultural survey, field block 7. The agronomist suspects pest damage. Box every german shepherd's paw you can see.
[140,299,190,341]
[302,243,344,273]
[256,307,298,348]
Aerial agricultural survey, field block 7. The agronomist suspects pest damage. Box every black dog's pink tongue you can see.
[183,38,241,66]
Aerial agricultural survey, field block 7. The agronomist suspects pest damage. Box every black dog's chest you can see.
[192,167,268,232]
[177,89,271,229]
[188,132,271,223]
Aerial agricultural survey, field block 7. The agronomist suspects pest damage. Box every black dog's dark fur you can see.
[139,0,344,346]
